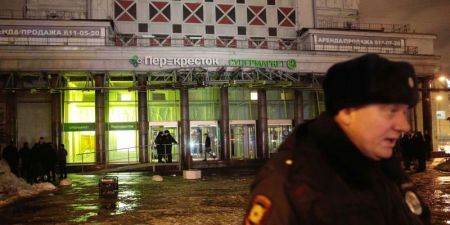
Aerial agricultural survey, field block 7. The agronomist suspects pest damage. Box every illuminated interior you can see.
[229,87,258,120]
[190,125,218,160]
[148,89,180,121]
[189,87,220,120]
[230,124,256,159]
[267,90,294,119]
[268,125,292,154]
[108,83,138,163]
[149,126,179,162]
[63,81,95,163]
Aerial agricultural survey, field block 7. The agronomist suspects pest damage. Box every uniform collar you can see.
[310,112,376,187]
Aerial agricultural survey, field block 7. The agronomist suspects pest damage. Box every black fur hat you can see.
[323,53,418,115]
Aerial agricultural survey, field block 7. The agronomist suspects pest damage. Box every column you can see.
[220,86,230,160]
[5,90,17,144]
[293,90,304,126]
[257,89,269,159]
[180,88,191,169]
[95,73,106,165]
[421,77,433,158]
[137,74,149,163]
[50,74,62,148]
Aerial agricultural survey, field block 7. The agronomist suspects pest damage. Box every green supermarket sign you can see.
[228,58,297,70]
[64,123,95,132]
[63,122,137,131]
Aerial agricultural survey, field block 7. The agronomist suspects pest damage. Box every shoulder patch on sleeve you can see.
[245,194,272,225]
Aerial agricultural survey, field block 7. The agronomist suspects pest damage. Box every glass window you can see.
[148,89,180,121]
[229,87,257,120]
[63,81,95,163]
[108,85,138,163]
[267,89,294,119]
[189,87,220,120]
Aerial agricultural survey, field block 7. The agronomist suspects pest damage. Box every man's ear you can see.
[335,108,353,126]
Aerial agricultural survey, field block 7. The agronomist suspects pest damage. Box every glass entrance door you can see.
[190,121,218,161]
[268,120,293,156]
[149,122,179,163]
[230,120,256,160]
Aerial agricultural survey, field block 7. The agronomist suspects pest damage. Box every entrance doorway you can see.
[230,120,256,160]
[190,121,218,161]
[149,121,179,163]
[268,120,293,156]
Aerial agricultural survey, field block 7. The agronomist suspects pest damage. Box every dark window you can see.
[205,0,214,2]
[138,23,148,32]
[267,0,275,5]
[268,27,277,36]
[238,26,246,35]
[206,25,215,34]
[237,0,245,3]
[173,24,182,33]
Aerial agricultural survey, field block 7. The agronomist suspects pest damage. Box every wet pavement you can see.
[409,159,450,225]
[0,160,449,225]
[0,171,253,225]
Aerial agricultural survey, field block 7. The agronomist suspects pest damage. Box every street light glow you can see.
[436,95,443,101]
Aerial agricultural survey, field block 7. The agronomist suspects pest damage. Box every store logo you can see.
[129,55,140,67]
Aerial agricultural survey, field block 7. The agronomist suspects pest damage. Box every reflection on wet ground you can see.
[0,162,449,225]
[0,172,252,224]
[409,160,450,225]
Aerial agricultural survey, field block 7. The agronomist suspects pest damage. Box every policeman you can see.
[244,54,430,225]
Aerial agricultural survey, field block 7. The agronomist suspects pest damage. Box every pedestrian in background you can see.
[2,140,19,176]
[58,144,68,179]
[203,132,214,161]
[19,142,32,183]
[244,54,430,225]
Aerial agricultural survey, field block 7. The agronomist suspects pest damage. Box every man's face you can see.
[337,104,411,160]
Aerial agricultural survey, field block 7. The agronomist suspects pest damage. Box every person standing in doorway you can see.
[203,133,215,161]
[163,130,177,163]
[155,131,165,163]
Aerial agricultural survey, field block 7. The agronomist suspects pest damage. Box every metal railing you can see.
[0,36,420,56]
[0,9,86,20]
[317,21,412,33]
[76,144,182,173]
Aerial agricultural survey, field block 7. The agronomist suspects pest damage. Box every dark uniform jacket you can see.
[244,113,430,225]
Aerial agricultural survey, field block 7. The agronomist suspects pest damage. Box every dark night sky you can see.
[359,0,450,73]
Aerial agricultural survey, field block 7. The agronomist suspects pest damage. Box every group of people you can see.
[153,130,177,163]
[1,137,67,183]
[396,131,430,172]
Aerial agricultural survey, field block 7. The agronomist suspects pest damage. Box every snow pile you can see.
[152,175,163,182]
[59,179,72,186]
[0,160,56,207]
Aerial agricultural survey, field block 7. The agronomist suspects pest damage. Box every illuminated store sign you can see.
[108,122,137,130]
[64,123,96,132]
[64,122,137,131]
[0,25,102,37]
[129,55,219,68]
[228,59,297,70]
[314,34,403,47]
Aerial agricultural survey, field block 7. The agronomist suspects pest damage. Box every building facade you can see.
[0,0,443,170]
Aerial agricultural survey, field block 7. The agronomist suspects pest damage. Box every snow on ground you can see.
[0,160,56,207]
